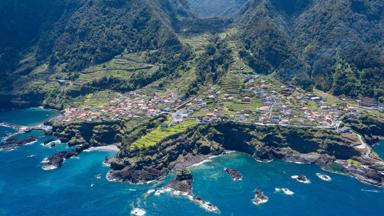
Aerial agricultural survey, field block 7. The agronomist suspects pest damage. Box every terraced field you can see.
[224,99,262,112]
[219,73,243,95]
[76,51,159,84]
[130,118,196,150]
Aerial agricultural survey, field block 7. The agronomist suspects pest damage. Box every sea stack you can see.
[224,168,243,181]
[167,169,193,194]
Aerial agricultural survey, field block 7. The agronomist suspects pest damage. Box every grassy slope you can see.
[130,118,196,150]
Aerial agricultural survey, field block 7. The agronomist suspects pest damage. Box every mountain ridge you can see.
[1,0,383,110]
[238,0,384,100]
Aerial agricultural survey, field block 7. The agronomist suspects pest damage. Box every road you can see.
[355,133,372,157]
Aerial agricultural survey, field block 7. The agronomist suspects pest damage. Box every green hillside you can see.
[238,0,384,101]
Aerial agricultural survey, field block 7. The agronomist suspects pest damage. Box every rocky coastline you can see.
[342,114,384,146]
[12,111,382,187]
[148,169,220,213]
[39,119,125,170]
[41,144,89,170]
[108,121,384,187]
[0,136,39,151]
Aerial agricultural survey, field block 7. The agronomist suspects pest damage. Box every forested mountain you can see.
[187,0,247,17]
[238,0,384,100]
[0,0,383,110]
[0,0,192,72]
[0,0,194,108]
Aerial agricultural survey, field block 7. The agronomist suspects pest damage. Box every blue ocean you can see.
[1,108,384,216]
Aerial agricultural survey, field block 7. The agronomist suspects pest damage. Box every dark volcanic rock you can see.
[6,136,37,146]
[342,114,384,145]
[50,120,123,147]
[43,138,57,146]
[167,169,193,193]
[224,168,243,181]
[111,166,165,183]
[1,136,38,150]
[42,150,78,170]
[110,121,384,187]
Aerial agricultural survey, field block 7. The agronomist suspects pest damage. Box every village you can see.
[60,91,182,122]
[59,71,384,134]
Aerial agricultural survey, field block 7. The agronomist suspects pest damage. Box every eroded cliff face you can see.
[48,115,167,148]
[107,122,384,186]
[49,120,124,147]
[44,115,384,186]
[109,125,223,183]
[342,114,384,145]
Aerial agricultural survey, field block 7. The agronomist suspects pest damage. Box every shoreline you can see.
[84,145,120,153]
[111,148,384,188]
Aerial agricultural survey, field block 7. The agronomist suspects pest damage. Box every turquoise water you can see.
[373,140,384,159]
[0,107,59,126]
[0,126,15,139]
[1,108,384,216]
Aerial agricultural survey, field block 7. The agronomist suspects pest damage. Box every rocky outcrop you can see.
[167,169,193,193]
[108,125,223,183]
[342,114,384,145]
[224,168,243,181]
[42,150,77,170]
[42,116,167,170]
[108,121,384,186]
[47,116,383,186]
[48,115,166,150]
[151,169,220,213]
[49,120,124,147]
[1,135,40,151]
[41,144,89,170]
[41,120,124,170]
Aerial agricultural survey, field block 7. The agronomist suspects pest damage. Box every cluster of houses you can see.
[181,76,369,129]
[61,91,182,122]
[359,97,384,112]
[61,71,383,129]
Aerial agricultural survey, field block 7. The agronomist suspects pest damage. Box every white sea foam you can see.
[42,164,58,171]
[252,196,269,205]
[130,208,146,216]
[283,188,294,196]
[153,187,220,213]
[189,159,212,168]
[291,175,311,184]
[41,157,49,163]
[146,189,155,195]
[316,173,332,182]
[42,139,61,147]
[275,188,282,193]
[255,159,273,163]
[275,187,294,196]
[24,140,37,146]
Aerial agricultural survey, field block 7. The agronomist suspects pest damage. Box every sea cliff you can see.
[42,114,384,187]
[108,121,384,187]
